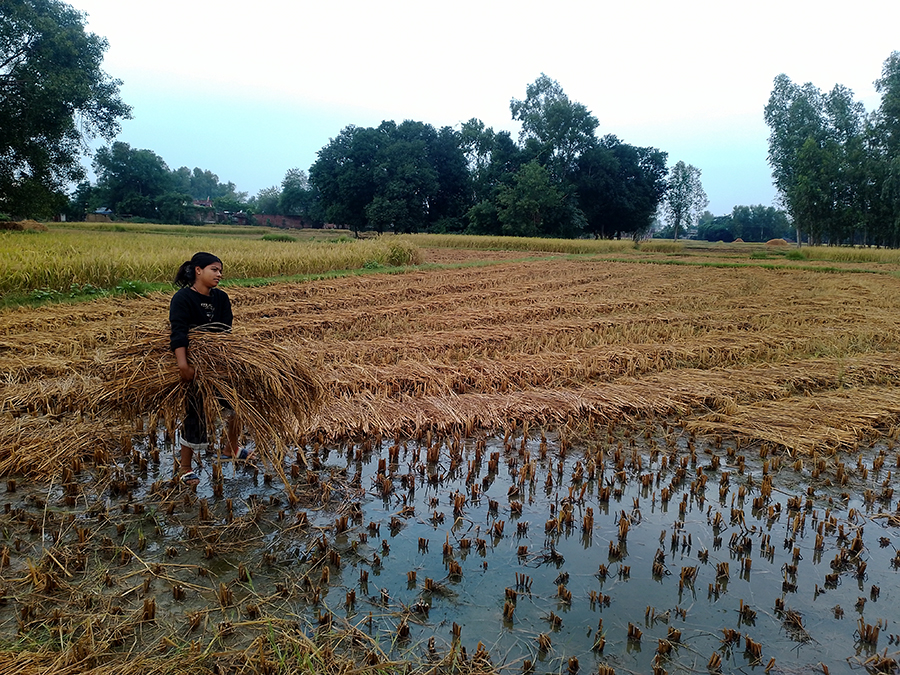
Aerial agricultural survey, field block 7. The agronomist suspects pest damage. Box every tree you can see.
[510,74,599,180]
[0,0,130,217]
[730,205,792,242]
[278,168,310,216]
[310,120,470,234]
[663,161,708,240]
[496,161,574,238]
[93,142,174,219]
[574,135,668,239]
[875,51,900,156]
[875,52,900,244]
[309,125,380,234]
[764,75,870,245]
[251,186,281,216]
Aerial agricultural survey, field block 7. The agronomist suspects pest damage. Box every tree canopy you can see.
[0,0,130,217]
[663,161,708,241]
[310,121,470,235]
[765,52,900,246]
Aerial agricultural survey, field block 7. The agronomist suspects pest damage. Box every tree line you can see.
[72,75,684,240]
[765,52,900,247]
[5,0,818,243]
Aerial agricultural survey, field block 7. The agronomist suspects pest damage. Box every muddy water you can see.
[0,427,898,674]
[321,434,899,673]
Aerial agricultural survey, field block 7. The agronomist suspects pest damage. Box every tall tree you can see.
[309,125,381,234]
[310,120,469,234]
[875,52,900,244]
[875,51,900,156]
[0,0,130,217]
[278,167,312,216]
[510,74,599,180]
[663,161,708,240]
[765,74,870,245]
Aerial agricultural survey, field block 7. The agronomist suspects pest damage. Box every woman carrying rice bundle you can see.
[170,252,253,486]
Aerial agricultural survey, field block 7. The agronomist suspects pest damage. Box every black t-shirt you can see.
[169,286,233,351]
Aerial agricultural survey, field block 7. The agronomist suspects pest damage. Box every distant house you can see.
[251,214,309,229]
[191,199,216,224]
[86,207,113,222]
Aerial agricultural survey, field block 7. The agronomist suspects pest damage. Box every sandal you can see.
[223,447,255,462]
[179,471,200,486]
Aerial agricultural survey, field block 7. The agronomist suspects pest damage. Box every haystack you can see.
[0,220,48,231]
[98,328,324,466]
[765,238,789,246]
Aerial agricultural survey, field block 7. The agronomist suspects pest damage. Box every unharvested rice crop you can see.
[0,228,421,295]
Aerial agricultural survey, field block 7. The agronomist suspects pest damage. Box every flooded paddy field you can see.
[1,423,897,674]
[6,254,900,673]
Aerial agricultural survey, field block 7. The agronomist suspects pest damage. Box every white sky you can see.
[71,0,899,215]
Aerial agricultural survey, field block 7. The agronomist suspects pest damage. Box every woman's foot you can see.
[179,470,200,486]
[222,446,254,461]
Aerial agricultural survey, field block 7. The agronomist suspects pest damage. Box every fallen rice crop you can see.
[2,248,900,673]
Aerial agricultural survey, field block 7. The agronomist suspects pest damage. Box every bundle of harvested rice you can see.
[98,328,324,464]
[0,413,123,478]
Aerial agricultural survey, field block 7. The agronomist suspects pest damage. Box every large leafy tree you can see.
[663,161,708,240]
[309,125,381,233]
[93,141,175,219]
[574,135,668,239]
[310,120,469,234]
[0,0,130,217]
[496,161,574,238]
[510,74,598,180]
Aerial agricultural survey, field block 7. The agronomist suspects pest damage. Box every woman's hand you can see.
[179,363,195,381]
[175,347,194,381]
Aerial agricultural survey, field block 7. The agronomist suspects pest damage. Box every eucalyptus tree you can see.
[875,52,900,244]
[764,74,869,245]
[663,161,708,240]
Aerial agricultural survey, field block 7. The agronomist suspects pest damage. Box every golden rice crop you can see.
[0,228,421,295]
[405,232,636,254]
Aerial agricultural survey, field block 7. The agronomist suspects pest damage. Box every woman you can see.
[169,252,252,485]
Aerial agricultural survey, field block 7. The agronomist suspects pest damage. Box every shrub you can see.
[262,232,297,242]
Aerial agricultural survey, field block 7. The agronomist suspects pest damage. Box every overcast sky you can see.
[71,0,899,215]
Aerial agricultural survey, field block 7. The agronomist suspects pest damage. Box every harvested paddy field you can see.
[2,253,900,674]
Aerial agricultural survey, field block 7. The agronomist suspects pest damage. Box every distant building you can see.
[251,214,309,229]
[85,207,113,222]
